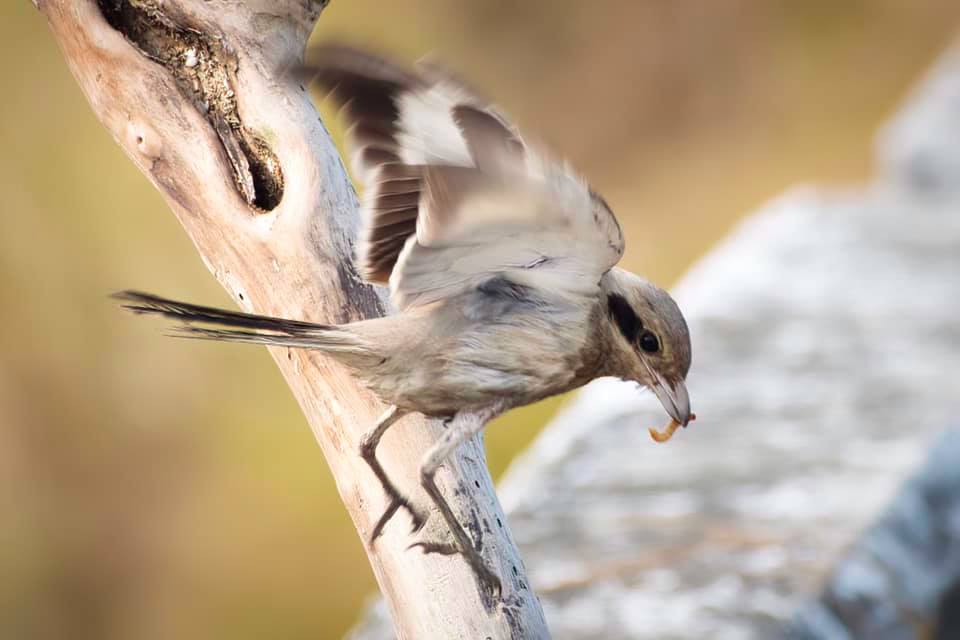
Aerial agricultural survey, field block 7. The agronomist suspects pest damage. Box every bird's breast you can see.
[356,290,600,415]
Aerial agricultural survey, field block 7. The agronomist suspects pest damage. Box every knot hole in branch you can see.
[98,0,284,211]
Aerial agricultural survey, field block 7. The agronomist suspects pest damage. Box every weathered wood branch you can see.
[36,1,549,637]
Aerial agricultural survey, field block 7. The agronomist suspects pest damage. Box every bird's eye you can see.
[639,331,660,353]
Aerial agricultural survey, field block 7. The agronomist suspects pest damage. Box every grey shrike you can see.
[115,45,693,598]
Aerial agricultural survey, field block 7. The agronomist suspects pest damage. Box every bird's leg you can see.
[360,406,427,543]
[409,406,506,598]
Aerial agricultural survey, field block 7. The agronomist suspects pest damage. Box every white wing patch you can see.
[397,84,475,167]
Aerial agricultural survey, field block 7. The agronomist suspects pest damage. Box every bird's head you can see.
[600,268,693,425]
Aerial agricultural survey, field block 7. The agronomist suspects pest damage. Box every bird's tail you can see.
[113,290,364,352]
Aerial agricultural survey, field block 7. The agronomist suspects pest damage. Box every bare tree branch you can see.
[35,0,550,637]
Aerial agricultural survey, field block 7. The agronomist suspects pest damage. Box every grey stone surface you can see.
[351,44,960,639]
[786,428,960,640]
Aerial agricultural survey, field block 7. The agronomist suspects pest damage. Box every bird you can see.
[114,44,693,598]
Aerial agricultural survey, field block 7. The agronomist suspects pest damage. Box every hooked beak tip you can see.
[637,357,692,427]
[651,377,692,427]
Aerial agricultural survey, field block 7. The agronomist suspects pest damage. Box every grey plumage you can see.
[119,45,694,598]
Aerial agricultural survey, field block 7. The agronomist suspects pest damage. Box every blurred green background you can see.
[2,1,958,638]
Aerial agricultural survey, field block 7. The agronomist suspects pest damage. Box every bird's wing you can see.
[298,45,624,309]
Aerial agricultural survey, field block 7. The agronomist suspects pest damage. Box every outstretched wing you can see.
[298,45,624,309]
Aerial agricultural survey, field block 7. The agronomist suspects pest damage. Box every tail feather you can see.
[113,290,361,351]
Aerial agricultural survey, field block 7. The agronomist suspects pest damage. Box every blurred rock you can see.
[786,428,960,640]
[352,43,960,639]
[934,578,960,640]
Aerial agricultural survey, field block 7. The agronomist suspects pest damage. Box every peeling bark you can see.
[36,1,550,637]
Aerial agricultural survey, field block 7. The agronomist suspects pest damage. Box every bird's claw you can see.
[369,492,428,545]
[408,540,458,555]
[470,559,503,599]
[409,539,502,598]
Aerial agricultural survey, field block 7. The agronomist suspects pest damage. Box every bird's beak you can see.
[641,359,692,426]
[653,377,691,426]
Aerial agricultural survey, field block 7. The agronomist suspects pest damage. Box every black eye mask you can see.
[607,293,642,343]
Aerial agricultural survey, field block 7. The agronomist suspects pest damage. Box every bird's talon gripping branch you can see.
[476,564,503,600]
[408,540,459,556]
[409,539,502,597]
[409,509,428,534]
[369,492,428,544]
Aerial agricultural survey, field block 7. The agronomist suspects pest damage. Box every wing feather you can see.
[298,45,625,304]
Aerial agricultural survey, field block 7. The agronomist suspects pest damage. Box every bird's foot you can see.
[369,491,427,545]
[409,538,502,599]
[407,540,458,555]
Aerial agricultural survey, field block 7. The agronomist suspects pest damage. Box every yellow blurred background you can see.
[2,1,958,638]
